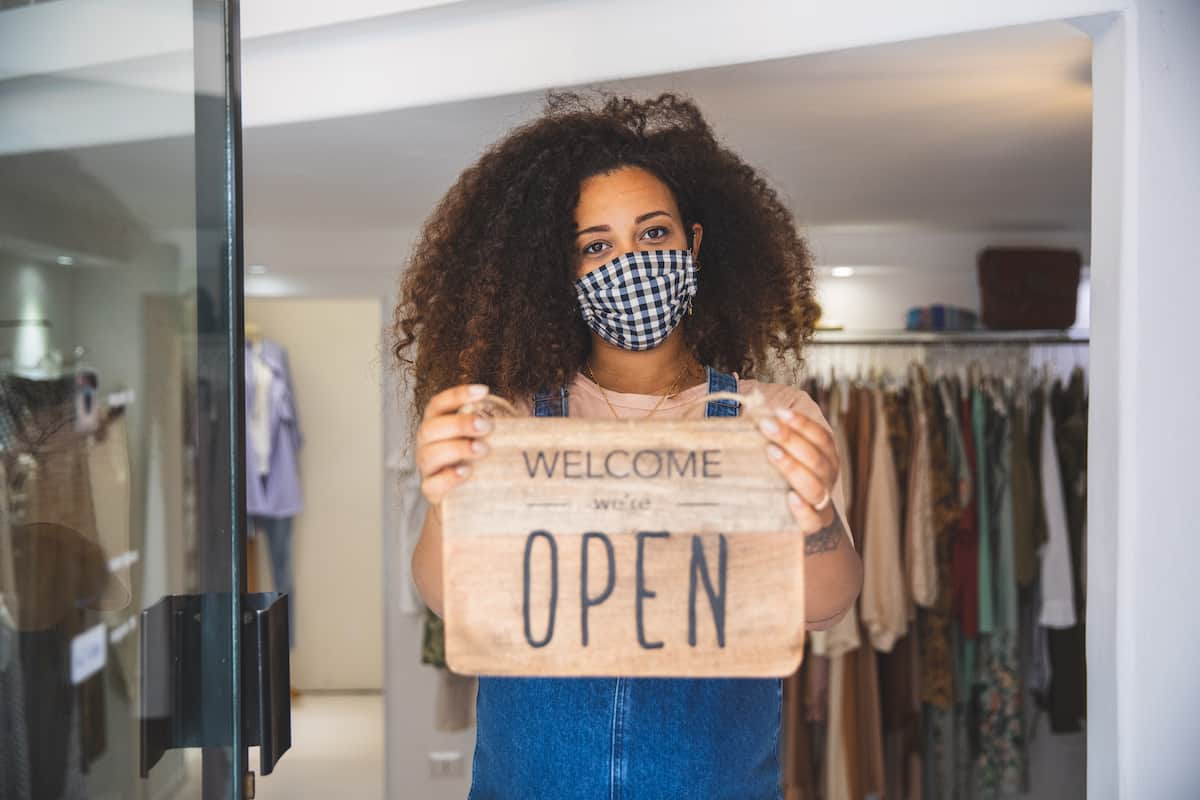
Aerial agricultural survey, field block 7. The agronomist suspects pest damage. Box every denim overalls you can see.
[467,366,784,800]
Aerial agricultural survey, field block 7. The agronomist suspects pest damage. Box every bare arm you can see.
[410,383,496,619]
[756,403,863,630]
[411,503,446,617]
[802,509,863,630]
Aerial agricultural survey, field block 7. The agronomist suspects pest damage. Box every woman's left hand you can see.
[757,407,840,535]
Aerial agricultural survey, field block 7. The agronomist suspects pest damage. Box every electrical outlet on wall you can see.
[429,750,464,778]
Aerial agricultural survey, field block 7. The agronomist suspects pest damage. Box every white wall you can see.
[1089,3,1200,798]
[244,297,385,691]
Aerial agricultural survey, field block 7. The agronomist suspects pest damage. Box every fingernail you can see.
[758,418,780,435]
[455,464,470,477]
[776,407,794,421]
[767,444,785,461]
[471,440,489,455]
[473,416,493,432]
[468,384,488,398]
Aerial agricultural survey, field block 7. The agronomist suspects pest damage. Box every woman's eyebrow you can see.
[574,210,672,237]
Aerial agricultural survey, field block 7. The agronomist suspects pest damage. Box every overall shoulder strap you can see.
[532,384,569,417]
[705,366,740,417]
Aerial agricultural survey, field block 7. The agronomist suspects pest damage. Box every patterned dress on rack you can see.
[972,385,1025,798]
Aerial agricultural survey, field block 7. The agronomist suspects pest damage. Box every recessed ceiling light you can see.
[56,255,75,266]
[248,264,268,275]
[830,266,855,278]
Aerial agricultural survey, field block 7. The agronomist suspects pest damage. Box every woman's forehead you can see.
[576,167,679,222]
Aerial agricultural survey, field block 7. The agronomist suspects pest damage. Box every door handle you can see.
[139,592,292,776]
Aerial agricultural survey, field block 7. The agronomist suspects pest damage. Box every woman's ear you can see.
[689,223,704,261]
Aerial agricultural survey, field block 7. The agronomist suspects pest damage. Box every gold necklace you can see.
[583,359,693,419]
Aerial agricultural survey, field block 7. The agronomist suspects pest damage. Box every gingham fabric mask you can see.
[574,249,698,351]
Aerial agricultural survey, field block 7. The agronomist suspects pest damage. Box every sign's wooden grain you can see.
[441,416,805,678]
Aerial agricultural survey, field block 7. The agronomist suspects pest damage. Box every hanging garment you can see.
[830,379,854,516]
[248,342,275,477]
[860,386,908,652]
[434,668,478,732]
[951,388,981,800]
[782,656,818,800]
[973,387,995,638]
[831,385,886,800]
[916,383,955,710]
[946,381,979,645]
[1010,394,1038,590]
[816,383,864,800]
[972,387,1025,799]
[990,390,1020,636]
[917,379,965,800]
[938,379,972,509]
[820,380,861,800]
[824,652,853,800]
[1025,389,1049,577]
[814,380,861,660]
[243,338,304,518]
[1037,386,1075,629]
[1019,388,1053,730]
[922,701,957,800]
[884,385,912,528]
[906,365,937,610]
[387,455,427,616]
[880,630,923,800]
[1045,371,1088,733]
[919,381,959,712]
[952,385,980,684]
[877,388,922,800]
[805,651,831,724]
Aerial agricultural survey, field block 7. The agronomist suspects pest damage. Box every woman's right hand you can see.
[415,383,495,507]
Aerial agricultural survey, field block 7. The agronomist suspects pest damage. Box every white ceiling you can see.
[239,20,1091,232]
[16,19,1091,288]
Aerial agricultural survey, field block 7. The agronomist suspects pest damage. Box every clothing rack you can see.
[795,330,1089,387]
[810,330,1089,346]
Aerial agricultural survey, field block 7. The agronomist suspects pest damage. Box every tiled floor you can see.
[180,693,384,799]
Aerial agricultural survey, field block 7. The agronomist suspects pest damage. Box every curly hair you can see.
[391,91,819,431]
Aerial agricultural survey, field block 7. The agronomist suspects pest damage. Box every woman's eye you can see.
[583,241,608,256]
[641,226,668,241]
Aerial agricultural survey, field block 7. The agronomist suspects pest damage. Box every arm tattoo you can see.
[805,510,844,555]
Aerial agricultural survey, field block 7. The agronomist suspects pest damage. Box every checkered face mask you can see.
[574,249,698,351]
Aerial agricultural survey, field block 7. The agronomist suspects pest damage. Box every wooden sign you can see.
[440,416,805,678]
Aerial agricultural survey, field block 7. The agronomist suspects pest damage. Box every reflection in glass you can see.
[1,0,242,797]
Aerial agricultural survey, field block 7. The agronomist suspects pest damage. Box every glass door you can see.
[0,1,277,798]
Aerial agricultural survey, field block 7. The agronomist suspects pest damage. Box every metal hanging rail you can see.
[809,329,1089,346]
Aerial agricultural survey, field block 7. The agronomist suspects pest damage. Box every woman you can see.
[393,92,862,799]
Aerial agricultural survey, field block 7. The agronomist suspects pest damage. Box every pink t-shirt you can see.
[510,370,852,545]
[511,370,826,423]
[506,371,854,546]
